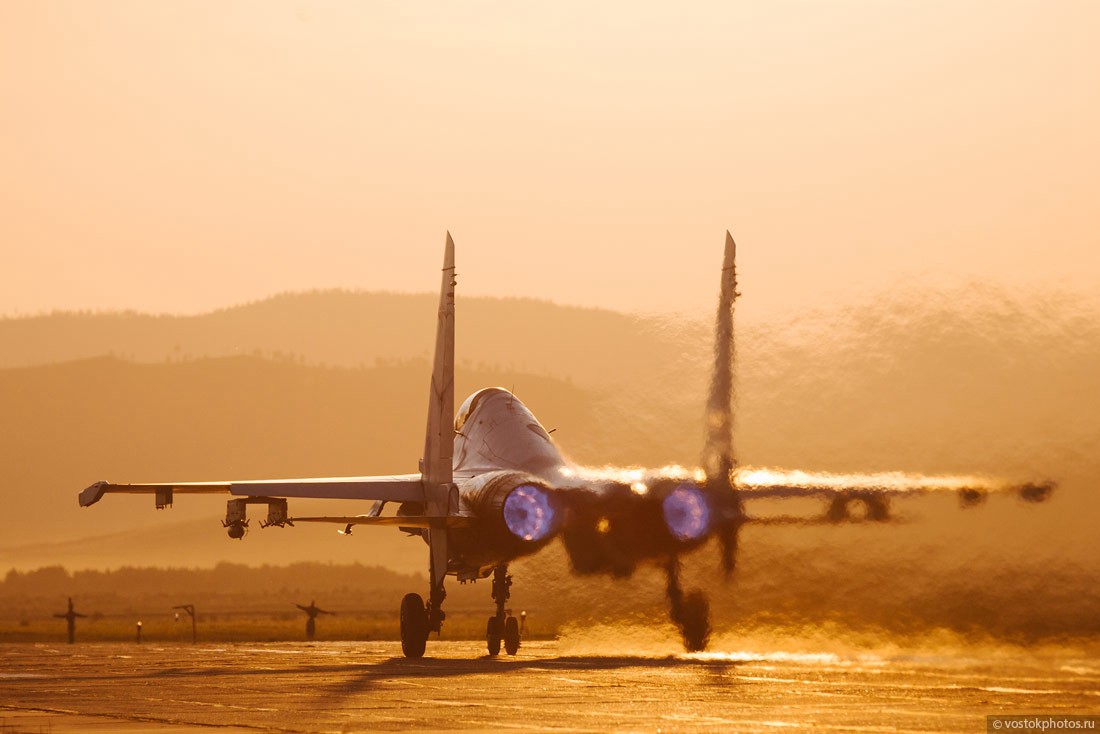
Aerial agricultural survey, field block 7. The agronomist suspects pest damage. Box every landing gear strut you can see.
[399,527,448,658]
[486,566,520,656]
[666,559,710,652]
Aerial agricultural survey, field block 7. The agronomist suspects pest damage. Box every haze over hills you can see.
[0,292,704,390]
[1,284,1097,637]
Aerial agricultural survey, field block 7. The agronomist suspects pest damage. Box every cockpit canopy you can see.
[453,388,565,478]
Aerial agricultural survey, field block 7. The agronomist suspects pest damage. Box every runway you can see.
[1,639,1097,733]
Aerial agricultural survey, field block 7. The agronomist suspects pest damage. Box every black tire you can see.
[503,615,520,655]
[680,591,711,652]
[486,616,503,657]
[400,593,428,658]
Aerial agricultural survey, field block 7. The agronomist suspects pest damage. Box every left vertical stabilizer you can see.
[422,232,456,506]
[422,232,455,631]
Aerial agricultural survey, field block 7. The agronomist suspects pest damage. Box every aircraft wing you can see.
[733,468,1054,503]
[288,514,475,529]
[78,475,425,507]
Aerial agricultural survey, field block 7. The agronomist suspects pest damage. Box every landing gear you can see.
[504,616,520,655]
[400,593,428,658]
[486,566,520,656]
[678,591,710,652]
[399,526,447,658]
[486,615,502,656]
[666,559,711,652]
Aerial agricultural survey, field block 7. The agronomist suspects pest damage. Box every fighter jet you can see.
[79,232,1053,657]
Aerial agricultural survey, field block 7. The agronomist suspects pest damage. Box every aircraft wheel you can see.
[503,615,520,655]
[679,591,711,653]
[486,616,502,656]
[400,593,428,658]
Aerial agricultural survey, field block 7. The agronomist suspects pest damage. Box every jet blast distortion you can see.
[77,231,1054,656]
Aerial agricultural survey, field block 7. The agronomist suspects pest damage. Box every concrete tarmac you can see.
[1,640,1097,733]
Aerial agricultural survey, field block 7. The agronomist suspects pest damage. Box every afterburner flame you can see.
[503,485,557,541]
[662,485,712,541]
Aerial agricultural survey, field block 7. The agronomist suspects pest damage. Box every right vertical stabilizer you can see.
[704,230,738,478]
[704,231,744,577]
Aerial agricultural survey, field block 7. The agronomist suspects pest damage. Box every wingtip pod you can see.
[1019,481,1055,503]
[79,480,108,507]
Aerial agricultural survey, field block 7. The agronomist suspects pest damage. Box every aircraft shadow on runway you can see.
[319,654,747,697]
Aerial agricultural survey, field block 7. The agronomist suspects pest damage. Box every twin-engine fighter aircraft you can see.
[79,232,1053,657]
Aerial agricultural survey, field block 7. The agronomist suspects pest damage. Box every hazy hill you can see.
[0,292,705,389]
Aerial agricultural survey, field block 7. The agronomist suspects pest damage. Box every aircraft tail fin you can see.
[704,231,744,577]
[421,232,456,631]
[421,232,456,506]
[704,230,737,478]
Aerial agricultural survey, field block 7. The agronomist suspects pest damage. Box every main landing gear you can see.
[400,583,447,659]
[486,566,520,656]
[666,559,710,652]
[400,593,428,658]
[399,529,449,659]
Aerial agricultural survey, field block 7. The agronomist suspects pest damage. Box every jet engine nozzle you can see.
[502,484,557,541]
[460,471,561,547]
[661,484,712,541]
[559,477,717,578]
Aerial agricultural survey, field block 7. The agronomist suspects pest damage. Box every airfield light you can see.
[503,485,556,541]
[662,485,711,541]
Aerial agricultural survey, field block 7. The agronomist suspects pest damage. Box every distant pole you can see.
[136,621,143,644]
[54,597,86,644]
[173,605,196,644]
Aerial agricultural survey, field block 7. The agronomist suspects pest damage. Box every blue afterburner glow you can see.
[503,485,557,541]
[662,485,712,541]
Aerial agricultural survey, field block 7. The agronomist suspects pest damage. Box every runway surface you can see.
[1,639,1097,733]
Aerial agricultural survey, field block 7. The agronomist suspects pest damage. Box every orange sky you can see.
[1,0,1098,319]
